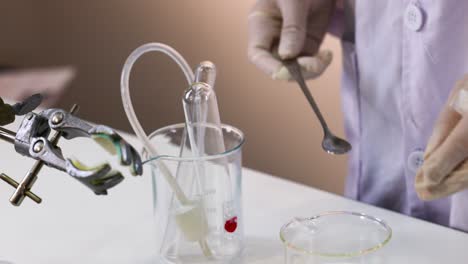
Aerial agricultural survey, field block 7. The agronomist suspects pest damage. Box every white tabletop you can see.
[0,119,467,264]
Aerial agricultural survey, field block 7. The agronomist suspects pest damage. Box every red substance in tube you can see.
[224,216,238,233]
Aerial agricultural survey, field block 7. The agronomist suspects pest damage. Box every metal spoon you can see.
[283,59,352,155]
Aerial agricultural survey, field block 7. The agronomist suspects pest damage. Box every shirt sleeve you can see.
[328,0,346,38]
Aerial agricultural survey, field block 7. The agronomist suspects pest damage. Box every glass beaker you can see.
[143,123,244,263]
[280,211,392,264]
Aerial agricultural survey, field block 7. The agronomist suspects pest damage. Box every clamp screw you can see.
[51,112,64,125]
[0,104,79,206]
[32,140,44,153]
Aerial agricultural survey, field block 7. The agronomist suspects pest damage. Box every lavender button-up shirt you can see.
[340,0,468,231]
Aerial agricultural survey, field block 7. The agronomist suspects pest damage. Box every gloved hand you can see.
[248,0,336,80]
[416,74,468,200]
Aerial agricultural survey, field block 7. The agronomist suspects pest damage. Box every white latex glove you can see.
[248,0,335,80]
[416,74,468,200]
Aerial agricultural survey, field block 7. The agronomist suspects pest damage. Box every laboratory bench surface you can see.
[0,119,467,264]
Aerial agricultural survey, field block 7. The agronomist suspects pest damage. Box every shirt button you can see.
[405,4,425,31]
[408,150,425,174]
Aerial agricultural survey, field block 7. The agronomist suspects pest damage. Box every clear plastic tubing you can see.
[120,43,193,204]
[121,43,193,161]
[120,43,212,256]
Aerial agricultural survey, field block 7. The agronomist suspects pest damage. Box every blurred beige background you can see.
[0,1,347,194]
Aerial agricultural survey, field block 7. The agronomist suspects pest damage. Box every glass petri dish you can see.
[280,211,392,258]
